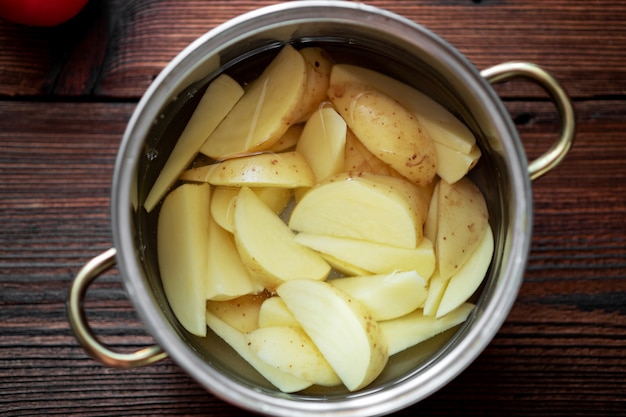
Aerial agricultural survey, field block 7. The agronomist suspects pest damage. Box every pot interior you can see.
[122,3,530,409]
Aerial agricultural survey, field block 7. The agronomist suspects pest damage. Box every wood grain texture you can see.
[1,0,625,415]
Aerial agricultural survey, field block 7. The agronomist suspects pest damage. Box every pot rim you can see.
[111,1,531,415]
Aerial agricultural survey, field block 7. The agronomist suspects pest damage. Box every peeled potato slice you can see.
[234,187,331,291]
[157,183,211,336]
[258,297,300,328]
[205,311,313,393]
[180,151,316,189]
[434,142,481,184]
[246,326,341,387]
[277,280,388,391]
[144,74,244,212]
[330,271,428,321]
[200,45,307,159]
[380,303,475,356]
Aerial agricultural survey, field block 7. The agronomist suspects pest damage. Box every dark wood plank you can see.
[1,0,625,99]
[0,99,624,415]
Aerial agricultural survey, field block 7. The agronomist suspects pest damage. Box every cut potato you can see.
[434,142,481,184]
[380,303,475,355]
[234,187,331,291]
[205,311,313,393]
[246,326,341,387]
[180,151,316,189]
[422,269,447,317]
[330,271,428,321]
[317,253,371,277]
[206,293,268,333]
[200,45,307,159]
[211,186,291,233]
[289,176,420,249]
[330,64,476,154]
[157,183,211,336]
[329,82,437,186]
[258,297,300,328]
[267,124,303,152]
[437,177,489,280]
[144,74,244,212]
[344,129,400,177]
[296,107,347,182]
[206,215,262,301]
[294,233,435,279]
[437,224,494,318]
[423,180,440,243]
[277,280,388,391]
[292,47,334,123]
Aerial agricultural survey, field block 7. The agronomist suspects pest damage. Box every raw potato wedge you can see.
[330,64,476,154]
[289,176,420,249]
[423,180,440,243]
[157,183,211,336]
[267,124,303,152]
[234,187,331,291]
[434,142,481,184]
[277,279,388,391]
[200,45,307,159]
[180,151,316,188]
[144,74,244,212]
[437,177,489,280]
[258,297,301,328]
[206,293,268,333]
[380,303,475,355]
[294,233,435,279]
[206,215,262,301]
[210,186,292,233]
[422,269,447,317]
[296,107,347,182]
[437,224,494,318]
[246,326,341,387]
[292,47,334,123]
[206,311,313,393]
[330,271,428,321]
[328,82,437,186]
[344,129,400,177]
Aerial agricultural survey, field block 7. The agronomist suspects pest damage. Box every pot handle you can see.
[67,248,168,368]
[481,62,575,180]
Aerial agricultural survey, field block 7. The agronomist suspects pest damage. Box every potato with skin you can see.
[157,183,211,336]
[234,187,331,291]
[437,177,489,280]
[344,129,400,177]
[329,82,437,186]
[330,271,429,321]
[180,151,316,188]
[206,293,269,333]
[294,233,435,279]
[267,124,303,152]
[246,326,342,387]
[206,311,313,393]
[434,142,481,184]
[199,45,308,159]
[144,74,244,212]
[258,297,301,328]
[277,279,388,392]
[292,47,334,123]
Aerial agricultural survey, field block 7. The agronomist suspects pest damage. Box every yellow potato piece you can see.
[296,107,347,182]
[380,303,475,356]
[157,183,211,336]
[234,187,331,291]
[246,326,341,387]
[200,45,307,159]
[344,129,401,177]
[437,224,494,318]
[179,151,316,188]
[330,271,428,321]
[329,82,437,186]
[289,176,420,249]
[267,124,303,152]
[422,268,447,317]
[206,293,268,333]
[330,64,477,154]
[277,279,388,391]
[205,311,313,393]
[434,141,481,184]
[144,74,244,212]
[294,233,435,279]
[292,47,333,123]
[258,297,300,329]
[437,177,489,280]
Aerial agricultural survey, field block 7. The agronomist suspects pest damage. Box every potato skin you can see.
[329,82,437,186]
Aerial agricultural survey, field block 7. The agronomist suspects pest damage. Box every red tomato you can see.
[0,0,89,27]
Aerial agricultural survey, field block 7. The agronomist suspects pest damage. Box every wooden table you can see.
[1,0,625,415]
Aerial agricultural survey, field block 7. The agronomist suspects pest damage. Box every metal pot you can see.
[67,1,575,416]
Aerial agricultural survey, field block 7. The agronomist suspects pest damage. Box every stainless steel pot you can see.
[67,1,575,416]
